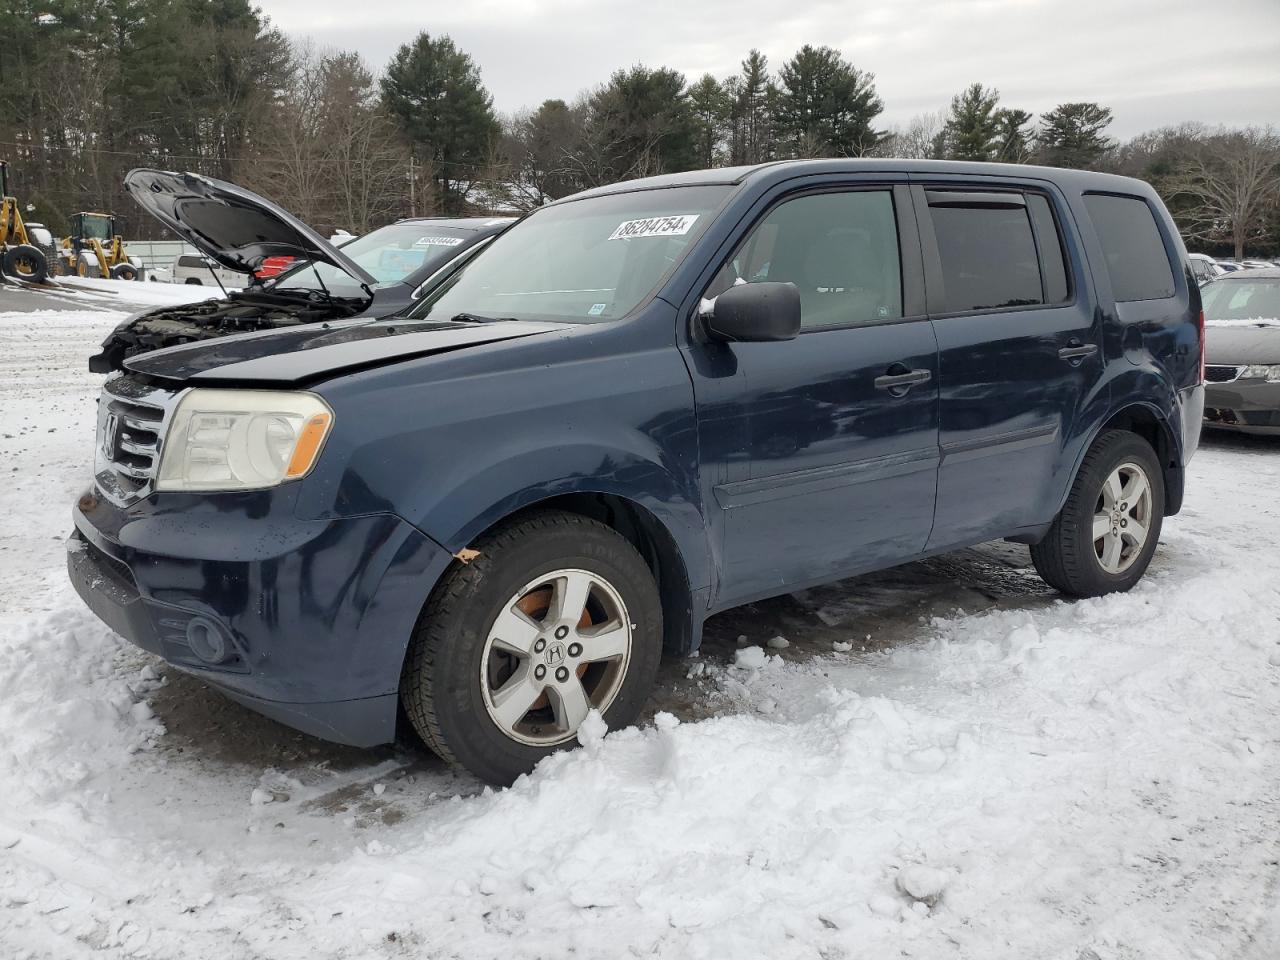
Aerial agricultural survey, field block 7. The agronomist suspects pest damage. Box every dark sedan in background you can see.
[1202,268,1280,435]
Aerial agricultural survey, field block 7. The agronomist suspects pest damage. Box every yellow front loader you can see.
[0,160,50,283]
[58,211,141,281]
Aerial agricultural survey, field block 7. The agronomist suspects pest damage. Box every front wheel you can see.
[400,510,662,785]
[2,243,48,283]
[1031,430,1165,597]
[110,262,139,281]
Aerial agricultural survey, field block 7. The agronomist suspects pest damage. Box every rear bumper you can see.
[1204,380,1280,436]
[68,488,453,747]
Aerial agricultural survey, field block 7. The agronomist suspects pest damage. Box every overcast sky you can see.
[257,0,1280,139]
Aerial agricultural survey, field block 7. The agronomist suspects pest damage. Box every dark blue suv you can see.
[69,160,1204,784]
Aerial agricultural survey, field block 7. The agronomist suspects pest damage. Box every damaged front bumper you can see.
[67,485,453,746]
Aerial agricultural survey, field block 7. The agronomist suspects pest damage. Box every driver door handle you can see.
[1058,342,1098,361]
[874,368,932,391]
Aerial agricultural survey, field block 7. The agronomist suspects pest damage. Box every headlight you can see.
[156,389,333,492]
[1240,364,1280,383]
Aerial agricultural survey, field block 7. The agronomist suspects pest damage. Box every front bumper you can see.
[68,487,453,747]
[1204,379,1280,436]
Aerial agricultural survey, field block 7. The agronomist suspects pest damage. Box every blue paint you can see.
[69,160,1204,747]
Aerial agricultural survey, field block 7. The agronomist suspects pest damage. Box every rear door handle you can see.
[874,368,932,391]
[1058,343,1098,361]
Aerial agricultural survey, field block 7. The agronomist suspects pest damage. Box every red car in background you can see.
[254,255,295,280]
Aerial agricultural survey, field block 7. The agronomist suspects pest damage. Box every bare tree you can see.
[877,111,946,159]
[1167,127,1280,259]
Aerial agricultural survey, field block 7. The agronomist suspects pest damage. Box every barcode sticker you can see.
[608,215,699,241]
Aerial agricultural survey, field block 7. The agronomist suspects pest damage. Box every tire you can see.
[401,510,663,785]
[76,251,100,278]
[110,262,139,281]
[2,244,48,283]
[1031,430,1165,597]
[184,277,202,285]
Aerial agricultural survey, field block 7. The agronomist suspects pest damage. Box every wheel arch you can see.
[1090,402,1184,516]
[442,491,699,657]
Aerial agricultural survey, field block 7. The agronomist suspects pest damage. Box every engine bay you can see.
[88,289,369,373]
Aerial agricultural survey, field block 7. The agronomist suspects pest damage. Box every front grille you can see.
[1205,364,1244,383]
[95,375,180,504]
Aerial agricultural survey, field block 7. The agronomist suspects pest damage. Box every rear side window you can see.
[1083,193,1175,302]
[929,199,1044,312]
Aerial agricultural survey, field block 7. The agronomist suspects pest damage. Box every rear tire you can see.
[2,244,48,283]
[400,510,662,785]
[1031,430,1164,597]
[76,251,100,278]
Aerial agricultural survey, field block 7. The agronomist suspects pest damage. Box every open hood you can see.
[123,168,378,287]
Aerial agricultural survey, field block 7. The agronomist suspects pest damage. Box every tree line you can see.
[2,1,1277,257]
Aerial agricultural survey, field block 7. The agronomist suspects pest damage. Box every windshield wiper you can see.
[450,312,519,324]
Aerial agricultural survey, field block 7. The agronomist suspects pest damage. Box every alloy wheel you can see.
[480,568,632,746]
[1093,461,1153,575]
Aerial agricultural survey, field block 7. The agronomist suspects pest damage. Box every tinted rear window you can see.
[1083,194,1175,302]
[930,202,1043,312]
[1027,194,1070,304]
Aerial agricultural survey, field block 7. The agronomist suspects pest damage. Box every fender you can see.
[297,303,712,595]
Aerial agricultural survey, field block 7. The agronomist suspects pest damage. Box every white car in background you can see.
[169,252,249,289]
[1188,253,1226,285]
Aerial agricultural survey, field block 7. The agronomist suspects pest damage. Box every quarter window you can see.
[707,191,903,331]
[1082,193,1176,302]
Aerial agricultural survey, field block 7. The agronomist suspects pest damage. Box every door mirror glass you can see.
[705,281,801,342]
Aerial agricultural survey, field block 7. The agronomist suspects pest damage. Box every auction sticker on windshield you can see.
[608,215,699,241]
[413,236,466,247]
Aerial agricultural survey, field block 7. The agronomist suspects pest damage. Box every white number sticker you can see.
[608,214,699,241]
[412,236,465,247]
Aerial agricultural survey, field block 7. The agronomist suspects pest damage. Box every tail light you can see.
[1197,309,1205,384]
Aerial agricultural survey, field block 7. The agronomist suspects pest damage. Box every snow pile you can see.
[0,607,165,805]
[0,301,1278,958]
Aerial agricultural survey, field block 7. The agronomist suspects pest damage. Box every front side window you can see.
[706,190,903,331]
[1083,193,1176,302]
[413,186,730,324]
[929,199,1045,313]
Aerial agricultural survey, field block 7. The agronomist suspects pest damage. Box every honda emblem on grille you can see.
[101,412,120,461]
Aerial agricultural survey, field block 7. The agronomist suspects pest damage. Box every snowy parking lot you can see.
[1,299,1278,959]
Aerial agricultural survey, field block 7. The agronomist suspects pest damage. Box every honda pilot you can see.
[69,160,1204,785]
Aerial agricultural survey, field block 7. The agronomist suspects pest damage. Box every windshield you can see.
[80,215,113,241]
[273,222,480,295]
[1202,278,1280,326]
[411,185,730,323]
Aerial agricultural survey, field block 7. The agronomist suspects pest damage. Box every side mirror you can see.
[704,281,801,342]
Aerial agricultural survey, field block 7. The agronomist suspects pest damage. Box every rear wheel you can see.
[400,510,662,785]
[2,244,48,283]
[1031,430,1164,596]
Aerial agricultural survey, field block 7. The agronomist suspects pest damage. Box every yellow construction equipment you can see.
[57,211,141,281]
[0,160,50,283]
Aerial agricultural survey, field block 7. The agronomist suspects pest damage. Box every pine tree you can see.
[730,50,773,165]
[994,108,1034,163]
[688,74,730,168]
[1037,102,1114,168]
[381,31,500,213]
[938,83,1002,161]
[775,45,883,158]
[585,65,698,179]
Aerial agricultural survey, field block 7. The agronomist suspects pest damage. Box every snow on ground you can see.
[49,276,231,306]
[1,304,1278,959]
